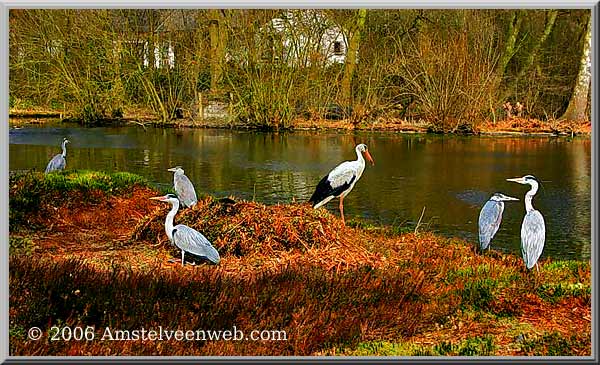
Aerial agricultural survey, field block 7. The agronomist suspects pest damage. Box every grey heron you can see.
[45,138,69,173]
[309,143,375,225]
[168,166,198,208]
[507,175,546,271]
[478,193,519,252]
[150,193,220,266]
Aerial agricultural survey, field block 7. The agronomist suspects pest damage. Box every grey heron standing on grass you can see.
[478,193,519,252]
[168,166,198,208]
[309,143,375,225]
[150,194,220,266]
[507,175,546,271]
[45,138,69,173]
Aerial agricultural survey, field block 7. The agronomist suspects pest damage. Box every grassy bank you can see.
[9,171,591,356]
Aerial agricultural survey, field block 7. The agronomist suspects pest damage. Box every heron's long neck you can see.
[524,181,539,212]
[165,200,179,241]
[61,141,67,157]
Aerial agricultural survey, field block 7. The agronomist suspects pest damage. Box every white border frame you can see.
[1,2,597,364]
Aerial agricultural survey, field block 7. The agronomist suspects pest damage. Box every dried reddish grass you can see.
[9,185,591,356]
[480,117,591,135]
[293,116,591,136]
[293,116,430,132]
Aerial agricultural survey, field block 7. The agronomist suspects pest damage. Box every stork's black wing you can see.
[309,169,356,206]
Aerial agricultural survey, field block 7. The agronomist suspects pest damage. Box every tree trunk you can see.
[561,15,592,121]
[341,9,367,105]
[515,10,558,82]
[209,10,227,93]
[496,10,523,78]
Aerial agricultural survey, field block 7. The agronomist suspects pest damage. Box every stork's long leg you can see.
[339,196,345,225]
[181,250,185,267]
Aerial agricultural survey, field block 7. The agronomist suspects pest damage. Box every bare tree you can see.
[561,14,592,121]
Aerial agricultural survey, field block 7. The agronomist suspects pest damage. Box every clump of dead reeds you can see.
[134,196,387,273]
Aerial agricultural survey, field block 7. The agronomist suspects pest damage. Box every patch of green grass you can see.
[341,340,415,356]
[9,325,27,341]
[390,225,416,235]
[42,170,148,193]
[9,170,150,229]
[544,260,583,273]
[342,336,496,356]
[537,282,591,303]
[427,335,495,356]
[457,277,498,310]
[346,219,426,237]
[9,236,37,256]
[454,336,496,356]
[543,260,588,282]
[346,219,380,230]
[160,186,177,195]
[445,264,524,317]
[519,331,590,356]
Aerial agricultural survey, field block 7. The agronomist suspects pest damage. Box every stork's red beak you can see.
[364,150,375,166]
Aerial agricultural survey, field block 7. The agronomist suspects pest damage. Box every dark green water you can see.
[9,122,592,261]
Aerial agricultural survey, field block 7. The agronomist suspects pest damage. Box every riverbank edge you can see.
[8,170,591,356]
[9,108,591,137]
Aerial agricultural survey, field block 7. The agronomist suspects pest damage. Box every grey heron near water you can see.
[150,193,220,266]
[45,138,69,173]
[308,143,375,225]
[507,175,546,271]
[478,193,519,252]
[168,166,198,208]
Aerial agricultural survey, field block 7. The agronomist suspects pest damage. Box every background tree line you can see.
[9,9,592,130]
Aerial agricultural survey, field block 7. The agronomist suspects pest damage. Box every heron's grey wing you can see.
[521,210,545,269]
[478,200,503,250]
[173,224,220,264]
[174,174,198,207]
[45,154,65,173]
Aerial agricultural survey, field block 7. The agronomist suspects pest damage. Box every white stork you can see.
[309,143,375,225]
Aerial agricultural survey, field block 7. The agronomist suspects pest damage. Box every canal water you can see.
[9,121,592,261]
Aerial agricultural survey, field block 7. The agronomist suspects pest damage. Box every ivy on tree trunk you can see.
[341,9,367,106]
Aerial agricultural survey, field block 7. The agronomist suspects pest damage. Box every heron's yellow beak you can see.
[150,196,167,201]
[506,177,525,184]
[167,167,177,172]
[364,150,375,166]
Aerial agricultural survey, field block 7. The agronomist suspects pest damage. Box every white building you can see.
[263,11,351,66]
